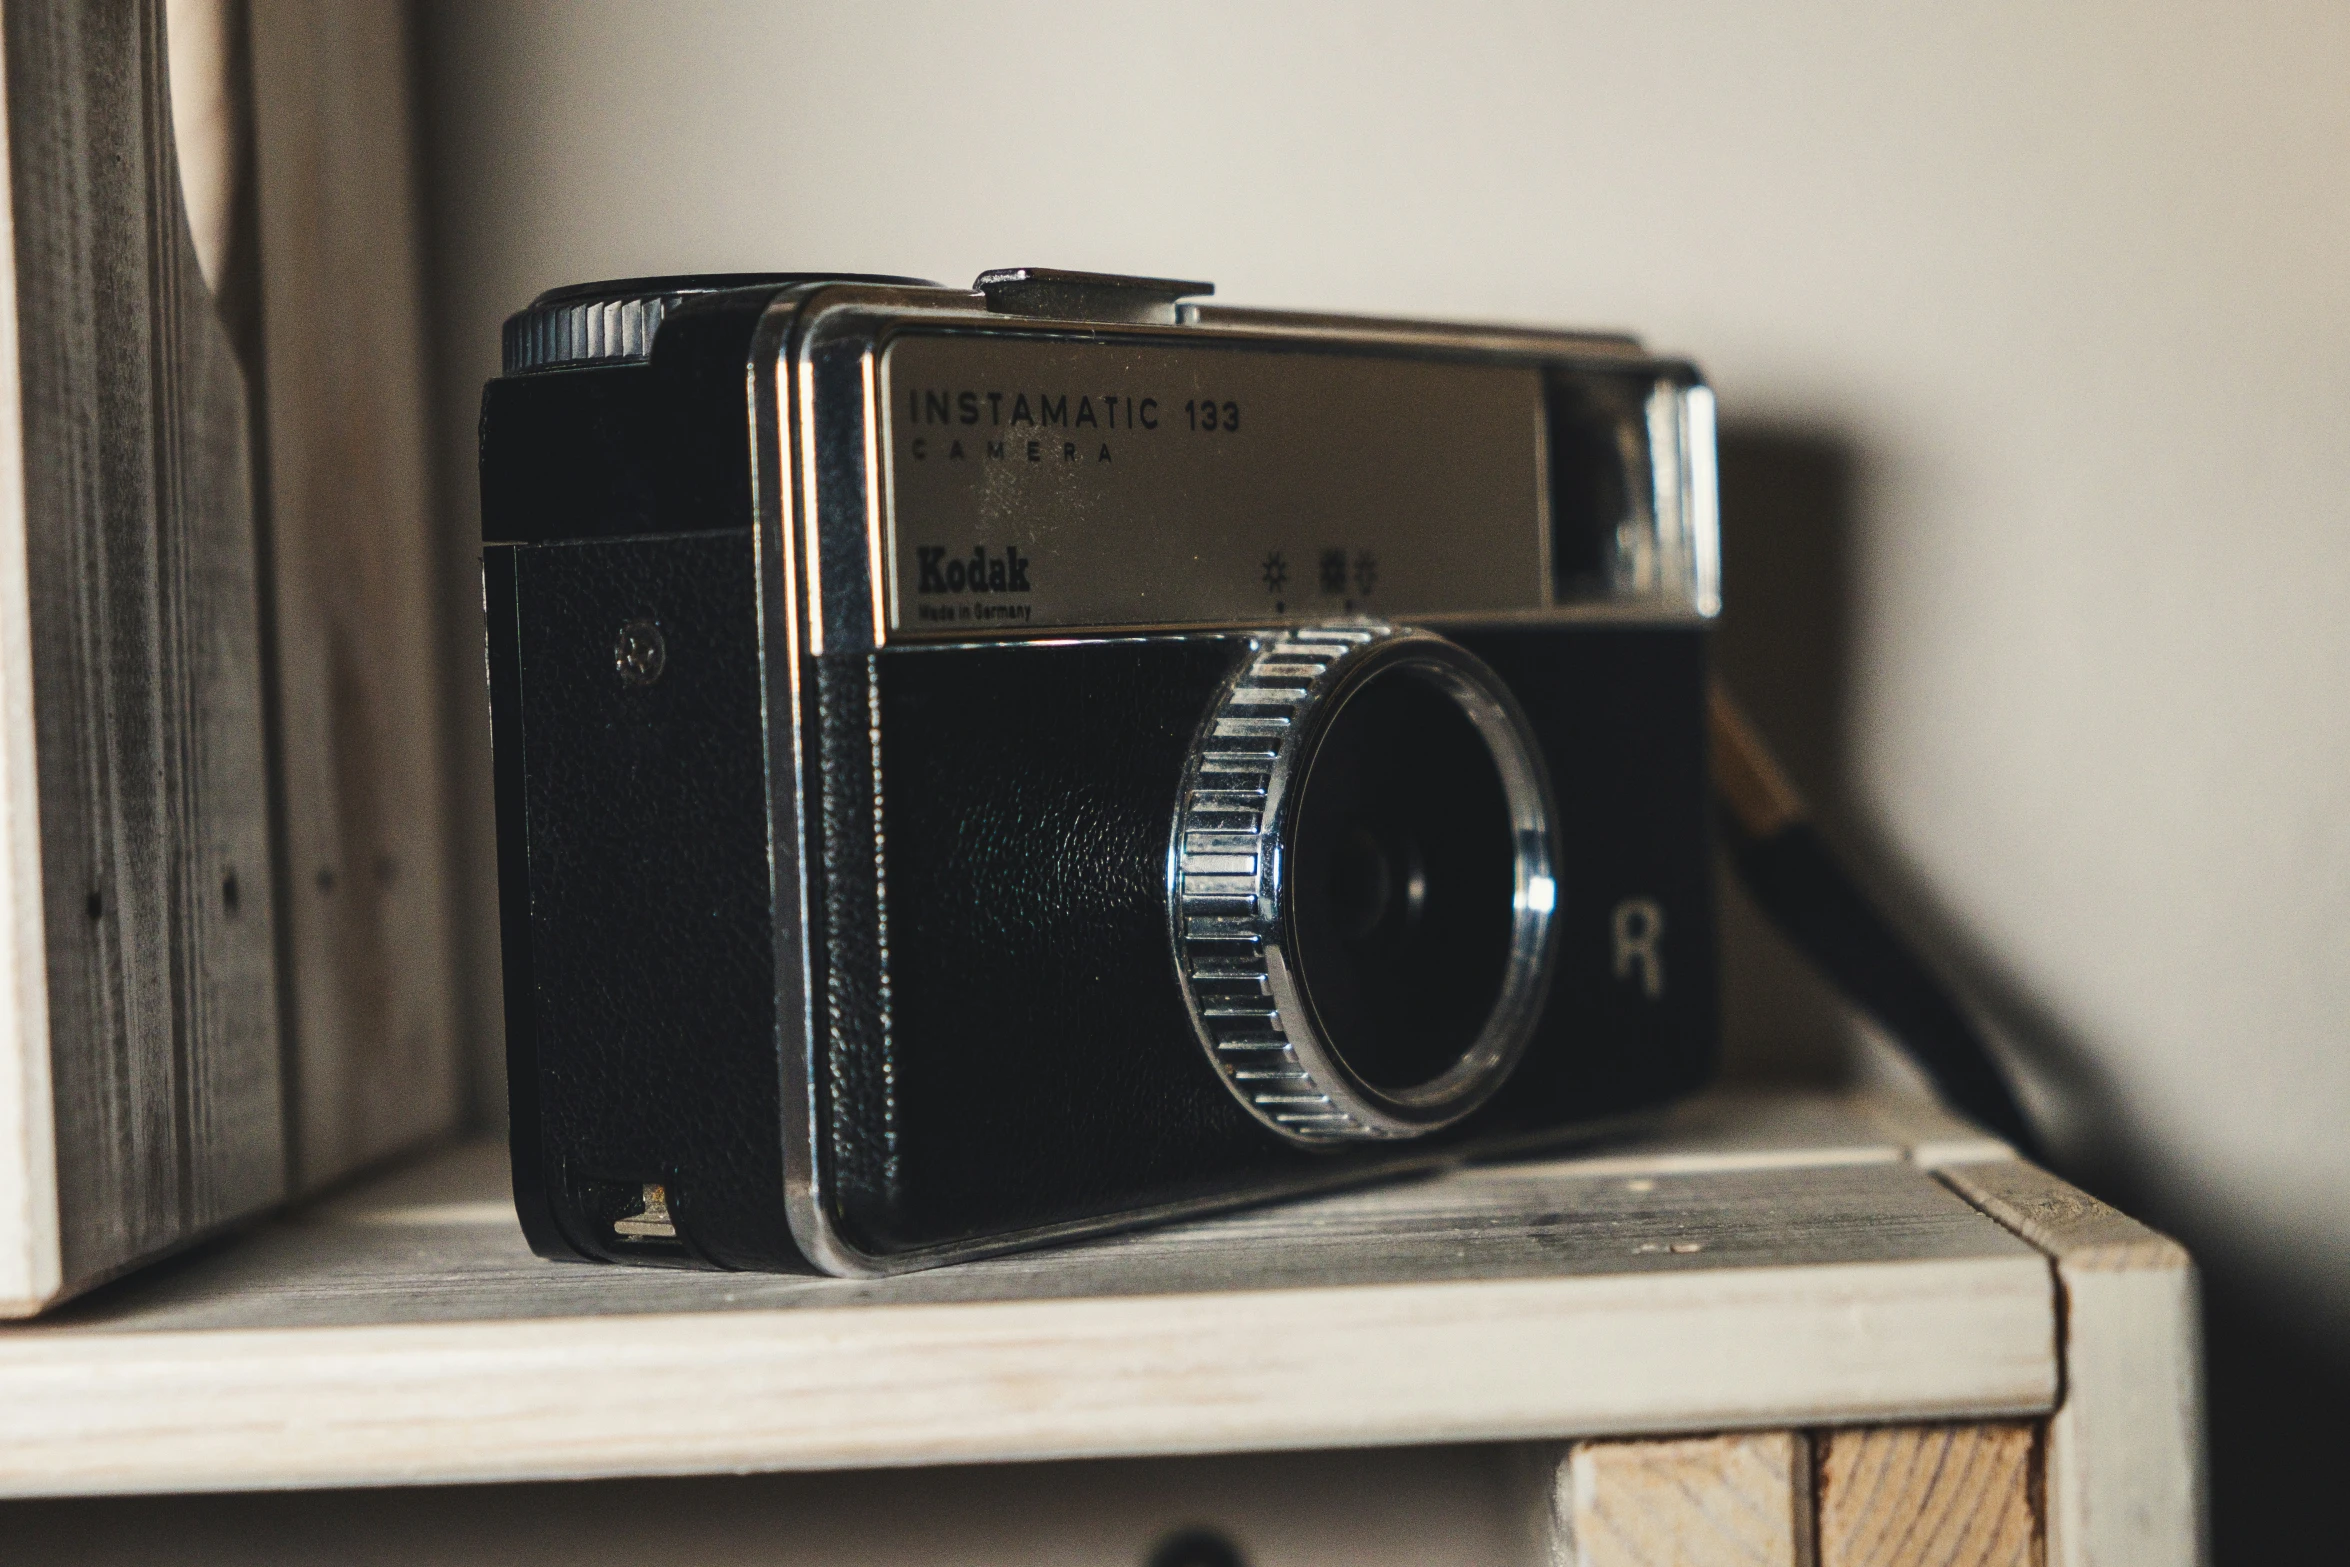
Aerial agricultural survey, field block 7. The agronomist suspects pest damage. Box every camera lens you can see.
[1289,665,1521,1094]
[1325,826,1424,946]
[1171,626,1557,1143]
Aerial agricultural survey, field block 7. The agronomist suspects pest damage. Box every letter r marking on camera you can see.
[1612,898,1666,999]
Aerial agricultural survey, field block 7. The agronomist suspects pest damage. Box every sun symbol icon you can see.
[1260,551,1289,594]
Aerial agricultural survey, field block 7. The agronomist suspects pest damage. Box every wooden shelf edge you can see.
[1935,1160,2207,1567]
[0,1254,2055,1497]
[0,1090,2102,1498]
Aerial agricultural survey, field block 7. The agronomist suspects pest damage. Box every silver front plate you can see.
[880,332,1548,638]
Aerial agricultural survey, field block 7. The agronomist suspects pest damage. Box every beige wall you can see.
[419,2,2350,1353]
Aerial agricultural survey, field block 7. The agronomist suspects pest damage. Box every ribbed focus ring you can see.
[500,273,937,375]
[502,290,692,375]
[1172,624,1400,1142]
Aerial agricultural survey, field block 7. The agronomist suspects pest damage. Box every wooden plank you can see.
[0,10,56,1315]
[0,0,282,1316]
[1937,1161,2204,1567]
[246,0,460,1188]
[62,1139,2045,1329]
[1816,1422,2039,1567]
[0,1142,2056,1496]
[1490,1087,1910,1180]
[1848,1089,2017,1169]
[0,1445,1544,1567]
[1550,1431,1812,1567]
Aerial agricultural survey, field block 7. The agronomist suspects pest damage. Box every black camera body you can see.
[483,270,1722,1275]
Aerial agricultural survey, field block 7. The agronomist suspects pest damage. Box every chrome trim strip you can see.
[877,603,1719,644]
[1686,386,1722,618]
[795,342,824,655]
[750,292,831,1275]
[1177,302,1649,359]
[859,350,888,648]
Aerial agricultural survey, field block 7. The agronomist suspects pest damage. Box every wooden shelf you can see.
[0,1089,2095,1499]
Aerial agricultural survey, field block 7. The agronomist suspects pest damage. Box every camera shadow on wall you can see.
[1715,426,2121,1134]
[1716,425,2343,1560]
[1716,424,2123,1126]
[1709,426,1864,1085]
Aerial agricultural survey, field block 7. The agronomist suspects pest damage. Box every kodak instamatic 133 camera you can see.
[482,269,1722,1274]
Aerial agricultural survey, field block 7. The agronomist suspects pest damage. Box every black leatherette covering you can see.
[840,639,1315,1250]
[495,554,1718,1267]
[822,627,1718,1255]
[494,528,797,1269]
[1457,628,1720,1118]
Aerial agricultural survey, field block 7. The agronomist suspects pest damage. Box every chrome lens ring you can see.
[1169,624,1560,1144]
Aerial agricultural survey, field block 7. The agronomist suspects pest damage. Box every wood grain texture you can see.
[1817,1422,2039,1567]
[69,1136,2049,1330]
[1565,1432,1812,1567]
[1847,1089,2017,1169]
[246,0,458,1189]
[1937,1161,2204,1567]
[1507,1088,1911,1179]
[0,0,281,1316]
[0,1137,2056,1496]
[0,13,57,1314]
[8,1445,1543,1567]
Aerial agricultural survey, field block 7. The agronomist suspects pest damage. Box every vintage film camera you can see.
[482,269,1722,1274]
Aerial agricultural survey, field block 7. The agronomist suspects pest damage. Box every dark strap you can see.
[1710,682,2043,1160]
